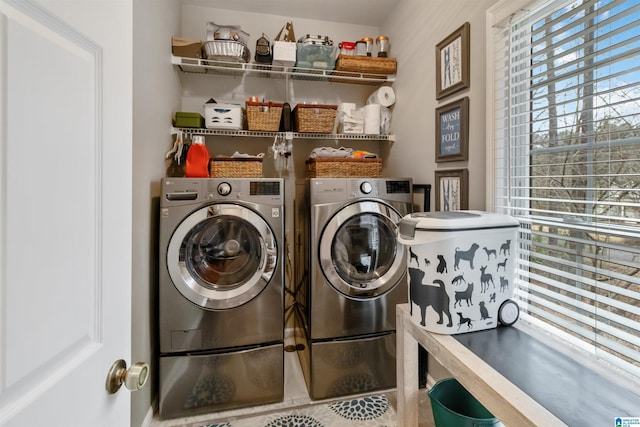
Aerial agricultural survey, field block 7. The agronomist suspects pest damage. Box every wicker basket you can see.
[246,102,283,131]
[305,158,382,178]
[334,55,397,75]
[294,104,338,133]
[210,157,263,177]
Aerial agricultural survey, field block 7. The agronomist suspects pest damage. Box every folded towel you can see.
[309,147,354,159]
[215,151,265,159]
[353,150,378,159]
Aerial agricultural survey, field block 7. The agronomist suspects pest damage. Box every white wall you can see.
[132,1,181,426]
[382,0,500,210]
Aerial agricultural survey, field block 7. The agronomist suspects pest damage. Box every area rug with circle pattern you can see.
[197,394,397,427]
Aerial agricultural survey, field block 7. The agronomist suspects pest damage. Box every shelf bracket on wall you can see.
[285,72,294,104]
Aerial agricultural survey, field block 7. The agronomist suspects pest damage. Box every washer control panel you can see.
[161,178,284,206]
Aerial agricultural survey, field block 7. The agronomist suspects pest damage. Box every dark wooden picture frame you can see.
[435,169,469,211]
[436,22,470,100]
[436,97,469,163]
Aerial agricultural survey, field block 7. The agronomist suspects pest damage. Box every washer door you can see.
[167,203,277,310]
[319,200,406,298]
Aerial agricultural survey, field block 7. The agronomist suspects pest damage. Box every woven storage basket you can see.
[294,104,338,133]
[210,157,263,178]
[246,102,283,131]
[334,55,397,75]
[305,158,382,178]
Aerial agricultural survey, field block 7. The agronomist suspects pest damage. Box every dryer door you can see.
[167,203,277,310]
[319,200,406,298]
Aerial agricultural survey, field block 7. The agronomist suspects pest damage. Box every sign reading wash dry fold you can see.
[436,96,469,163]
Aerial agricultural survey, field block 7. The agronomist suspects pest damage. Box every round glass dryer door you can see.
[319,200,406,298]
[167,203,277,310]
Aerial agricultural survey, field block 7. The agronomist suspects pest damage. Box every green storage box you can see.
[295,43,338,70]
[173,112,204,128]
[429,378,503,427]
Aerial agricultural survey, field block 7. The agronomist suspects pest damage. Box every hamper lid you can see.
[397,210,519,245]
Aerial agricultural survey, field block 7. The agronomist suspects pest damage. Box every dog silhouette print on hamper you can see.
[479,301,491,320]
[500,239,511,256]
[499,276,509,293]
[454,282,474,308]
[456,312,473,331]
[483,246,497,260]
[409,247,419,267]
[454,243,479,270]
[436,254,447,274]
[451,273,466,286]
[408,268,453,327]
[480,265,495,293]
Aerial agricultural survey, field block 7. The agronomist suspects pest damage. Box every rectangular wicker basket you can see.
[246,101,283,131]
[334,55,397,75]
[210,157,263,177]
[305,158,382,178]
[294,104,338,133]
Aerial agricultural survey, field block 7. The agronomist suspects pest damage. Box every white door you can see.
[0,0,134,426]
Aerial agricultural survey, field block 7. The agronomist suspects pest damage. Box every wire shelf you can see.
[171,55,396,85]
[172,127,394,141]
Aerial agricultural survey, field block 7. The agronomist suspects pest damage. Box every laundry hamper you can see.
[209,157,263,177]
[246,101,283,131]
[305,158,382,178]
[397,211,520,334]
[293,104,337,133]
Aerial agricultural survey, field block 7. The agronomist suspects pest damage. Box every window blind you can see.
[491,0,640,378]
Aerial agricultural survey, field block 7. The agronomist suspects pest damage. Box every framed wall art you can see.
[435,169,468,211]
[436,96,469,163]
[436,22,470,100]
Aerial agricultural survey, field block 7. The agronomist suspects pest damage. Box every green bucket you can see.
[428,378,504,427]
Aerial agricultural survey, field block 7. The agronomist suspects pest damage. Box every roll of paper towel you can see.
[367,87,396,107]
[338,102,357,115]
[363,104,381,134]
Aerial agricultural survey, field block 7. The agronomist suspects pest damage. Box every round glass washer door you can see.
[167,203,277,310]
[319,200,406,298]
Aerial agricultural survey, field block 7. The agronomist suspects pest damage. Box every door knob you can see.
[105,359,149,394]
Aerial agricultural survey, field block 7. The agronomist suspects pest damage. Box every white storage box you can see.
[272,41,297,67]
[397,211,520,334]
[204,102,243,129]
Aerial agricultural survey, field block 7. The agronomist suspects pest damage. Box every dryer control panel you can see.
[310,177,413,205]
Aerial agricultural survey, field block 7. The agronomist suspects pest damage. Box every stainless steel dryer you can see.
[295,177,412,400]
[158,177,284,419]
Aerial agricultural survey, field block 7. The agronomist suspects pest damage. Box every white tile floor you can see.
[150,338,435,427]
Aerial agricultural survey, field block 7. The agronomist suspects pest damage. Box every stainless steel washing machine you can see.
[295,177,412,400]
[158,177,284,419]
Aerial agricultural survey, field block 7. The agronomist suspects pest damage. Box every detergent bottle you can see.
[185,135,210,177]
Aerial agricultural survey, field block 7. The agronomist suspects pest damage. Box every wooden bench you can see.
[396,303,640,426]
